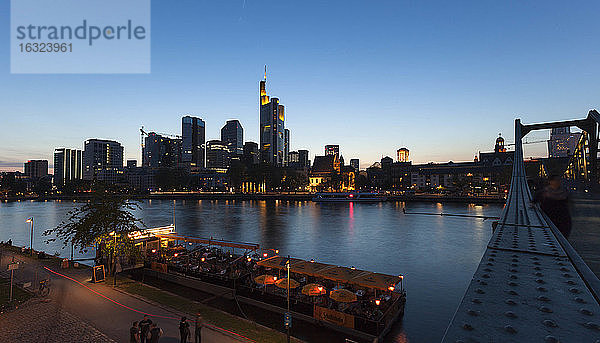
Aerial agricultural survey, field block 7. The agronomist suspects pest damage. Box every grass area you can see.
[0,277,32,307]
[115,277,301,343]
[2,244,63,268]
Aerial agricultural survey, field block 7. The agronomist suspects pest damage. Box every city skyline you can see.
[2,1,600,171]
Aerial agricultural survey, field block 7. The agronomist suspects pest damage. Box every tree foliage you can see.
[44,188,145,256]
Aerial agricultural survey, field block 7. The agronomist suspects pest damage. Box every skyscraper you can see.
[298,149,310,168]
[143,132,182,168]
[54,148,82,185]
[206,140,228,170]
[243,142,260,166]
[325,145,340,160]
[259,67,286,166]
[547,127,582,158]
[221,120,244,159]
[349,159,359,171]
[83,139,124,182]
[284,129,290,166]
[182,115,206,168]
[24,160,48,179]
[288,149,310,169]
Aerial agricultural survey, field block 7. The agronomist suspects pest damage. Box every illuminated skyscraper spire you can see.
[259,66,286,166]
[260,65,269,105]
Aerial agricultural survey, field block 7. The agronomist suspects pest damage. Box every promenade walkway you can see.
[0,249,188,343]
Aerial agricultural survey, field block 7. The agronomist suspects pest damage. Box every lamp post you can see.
[286,255,291,343]
[110,232,118,286]
[26,217,34,256]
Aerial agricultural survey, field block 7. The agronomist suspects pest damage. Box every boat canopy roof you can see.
[257,256,401,291]
[154,234,259,251]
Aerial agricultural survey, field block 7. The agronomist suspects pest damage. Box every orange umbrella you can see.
[275,278,300,289]
[301,283,327,296]
[329,289,357,303]
[254,275,277,285]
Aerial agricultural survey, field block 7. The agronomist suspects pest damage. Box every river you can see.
[0,199,502,342]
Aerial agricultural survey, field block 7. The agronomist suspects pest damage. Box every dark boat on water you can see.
[131,231,406,342]
[312,192,388,203]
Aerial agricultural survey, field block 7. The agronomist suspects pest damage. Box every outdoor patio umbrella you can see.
[329,289,357,303]
[275,278,300,289]
[254,274,277,285]
[301,283,327,296]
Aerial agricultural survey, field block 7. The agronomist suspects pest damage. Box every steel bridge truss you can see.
[442,115,600,343]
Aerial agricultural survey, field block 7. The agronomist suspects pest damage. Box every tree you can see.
[227,160,246,192]
[44,187,145,275]
[0,173,27,196]
[452,175,470,195]
[155,167,190,191]
[280,170,308,191]
[32,177,52,196]
[355,173,369,190]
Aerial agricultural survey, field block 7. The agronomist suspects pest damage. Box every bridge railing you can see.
[441,118,600,343]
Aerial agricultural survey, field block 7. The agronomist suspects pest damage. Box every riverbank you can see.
[0,199,503,342]
[0,245,303,343]
[2,192,506,204]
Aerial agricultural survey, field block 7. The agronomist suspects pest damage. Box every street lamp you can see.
[110,231,117,286]
[26,217,34,256]
[286,255,291,343]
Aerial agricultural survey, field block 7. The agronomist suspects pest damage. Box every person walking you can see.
[195,315,203,343]
[148,323,163,343]
[139,315,153,343]
[179,316,191,343]
[130,321,140,343]
[534,175,572,238]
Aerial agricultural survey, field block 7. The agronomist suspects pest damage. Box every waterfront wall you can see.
[3,193,506,204]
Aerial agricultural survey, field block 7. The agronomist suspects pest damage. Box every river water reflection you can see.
[0,199,501,342]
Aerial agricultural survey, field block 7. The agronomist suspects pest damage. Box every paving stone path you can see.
[0,298,116,343]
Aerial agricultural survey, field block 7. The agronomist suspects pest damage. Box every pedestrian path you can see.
[0,298,117,343]
[0,250,186,343]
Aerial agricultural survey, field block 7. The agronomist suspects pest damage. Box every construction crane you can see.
[505,139,547,146]
[140,126,147,164]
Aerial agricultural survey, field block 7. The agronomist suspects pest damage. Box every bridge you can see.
[442,111,600,342]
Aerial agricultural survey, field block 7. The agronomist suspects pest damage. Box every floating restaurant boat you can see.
[312,192,387,202]
[130,231,405,342]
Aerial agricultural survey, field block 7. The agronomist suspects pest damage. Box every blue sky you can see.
[1,0,599,171]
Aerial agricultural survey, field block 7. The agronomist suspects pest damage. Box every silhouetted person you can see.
[179,316,190,343]
[195,315,203,343]
[130,321,140,343]
[139,315,152,343]
[148,323,163,343]
[534,175,572,238]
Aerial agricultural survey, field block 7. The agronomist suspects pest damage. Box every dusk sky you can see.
[1,0,599,171]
